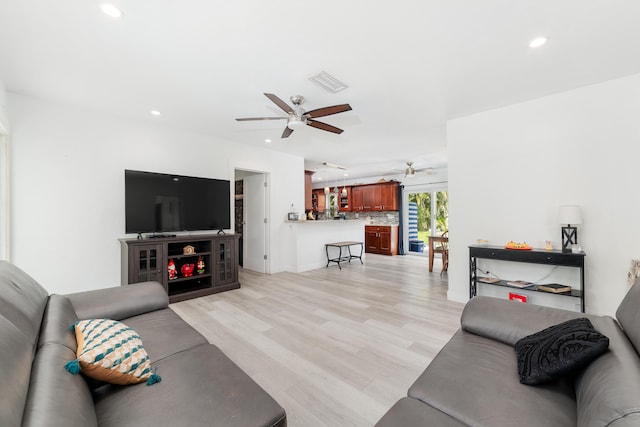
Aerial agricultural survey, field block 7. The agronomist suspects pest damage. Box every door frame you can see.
[402,183,448,256]
[233,168,271,274]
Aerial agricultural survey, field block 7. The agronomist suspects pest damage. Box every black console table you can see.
[469,245,585,313]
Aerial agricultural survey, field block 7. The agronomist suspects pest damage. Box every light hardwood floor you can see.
[170,253,464,427]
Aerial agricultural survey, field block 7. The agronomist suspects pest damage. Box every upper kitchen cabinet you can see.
[352,182,399,212]
[304,170,314,211]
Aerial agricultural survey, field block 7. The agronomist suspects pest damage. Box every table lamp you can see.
[559,205,582,252]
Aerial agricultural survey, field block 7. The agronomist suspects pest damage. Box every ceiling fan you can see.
[236,93,352,138]
[402,162,436,178]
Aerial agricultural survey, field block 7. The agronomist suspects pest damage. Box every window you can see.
[407,188,448,253]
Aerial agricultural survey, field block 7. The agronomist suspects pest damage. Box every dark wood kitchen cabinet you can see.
[352,182,399,212]
[365,225,398,255]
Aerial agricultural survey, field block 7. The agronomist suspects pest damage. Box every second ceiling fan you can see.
[236,93,352,138]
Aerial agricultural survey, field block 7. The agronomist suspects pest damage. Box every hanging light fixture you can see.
[341,173,348,197]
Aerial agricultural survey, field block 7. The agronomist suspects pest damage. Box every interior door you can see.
[243,174,266,273]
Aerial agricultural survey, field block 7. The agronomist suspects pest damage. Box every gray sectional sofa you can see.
[0,261,286,427]
[376,279,640,426]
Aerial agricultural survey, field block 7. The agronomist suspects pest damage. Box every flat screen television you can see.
[125,169,231,234]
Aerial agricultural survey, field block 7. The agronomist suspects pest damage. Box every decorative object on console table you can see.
[509,292,528,303]
[196,256,205,274]
[183,245,196,255]
[559,205,582,253]
[537,283,572,293]
[505,280,535,289]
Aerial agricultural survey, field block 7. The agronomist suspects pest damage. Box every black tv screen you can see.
[125,170,231,234]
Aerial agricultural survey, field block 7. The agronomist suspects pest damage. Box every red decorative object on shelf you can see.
[168,259,178,280]
[197,256,205,274]
[181,263,195,277]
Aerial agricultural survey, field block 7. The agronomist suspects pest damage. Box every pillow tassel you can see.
[64,359,81,375]
[146,368,161,386]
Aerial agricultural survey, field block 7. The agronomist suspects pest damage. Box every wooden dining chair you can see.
[440,230,449,276]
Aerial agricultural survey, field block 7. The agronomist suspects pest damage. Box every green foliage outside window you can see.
[408,191,448,237]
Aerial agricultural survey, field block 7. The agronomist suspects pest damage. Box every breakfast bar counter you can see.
[284,219,366,272]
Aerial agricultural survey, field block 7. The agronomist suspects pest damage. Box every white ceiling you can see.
[1,1,639,181]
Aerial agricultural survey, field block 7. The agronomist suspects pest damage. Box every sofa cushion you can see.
[408,329,576,426]
[121,307,208,363]
[461,295,586,346]
[22,343,97,427]
[575,316,640,427]
[93,344,286,427]
[375,397,466,427]
[66,319,160,386]
[66,281,169,321]
[515,318,609,385]
[0,261,49,347]
[0,316,35,427]
[616,277,640,354]
[38,294,78,352]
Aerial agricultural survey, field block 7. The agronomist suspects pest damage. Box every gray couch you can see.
[377,280,640,426]
[0,261,286,427]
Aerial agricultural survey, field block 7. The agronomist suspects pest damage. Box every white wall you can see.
[448,73,640,316]
[0,80,8,131]
[9,94,304,294]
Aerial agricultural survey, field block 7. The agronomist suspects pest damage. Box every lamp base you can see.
[561,226,578,252]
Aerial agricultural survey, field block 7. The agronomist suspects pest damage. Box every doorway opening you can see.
[234,169,269,274]
[407,189,448,256]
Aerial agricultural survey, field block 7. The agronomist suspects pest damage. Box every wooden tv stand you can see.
[120,234,240,303]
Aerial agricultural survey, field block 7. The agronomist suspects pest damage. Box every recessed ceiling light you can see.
[343,173,349,177]
[101,4,123,18]
[150,110,161,116]
[529,37,548,48]
[265,139,271,143]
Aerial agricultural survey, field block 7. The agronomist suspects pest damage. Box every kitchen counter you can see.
[284,219,366,272]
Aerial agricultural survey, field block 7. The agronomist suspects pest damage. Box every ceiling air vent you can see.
[309,71,348,93]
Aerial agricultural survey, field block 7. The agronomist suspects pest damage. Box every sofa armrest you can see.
[64,282,169,321]
[461,296,589,346]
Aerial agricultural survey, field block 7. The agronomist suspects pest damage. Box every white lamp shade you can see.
[558,205,582,225]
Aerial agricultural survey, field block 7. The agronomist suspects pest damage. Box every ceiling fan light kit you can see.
[236,93,352,138]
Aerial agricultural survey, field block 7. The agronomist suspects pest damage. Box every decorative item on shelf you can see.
[545,240,553,251]
[537,283,572,293]
[168,259,178,280]
[476,239,489,247]
[509,292,528,303]
[505,241,532,250]
[181,263,195,277]
[288,204,299,220]
[196,256,205,274]
[558,205,582,253]
[183,245,196,255]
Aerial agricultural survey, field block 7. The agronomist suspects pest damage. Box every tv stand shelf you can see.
[120,234,240,303]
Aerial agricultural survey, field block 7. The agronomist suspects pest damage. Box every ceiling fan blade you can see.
[305,104,352,119]
[307,119,344,134]
[281,126,294,138]
[264,93,294,114]
[235,117,288,121]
